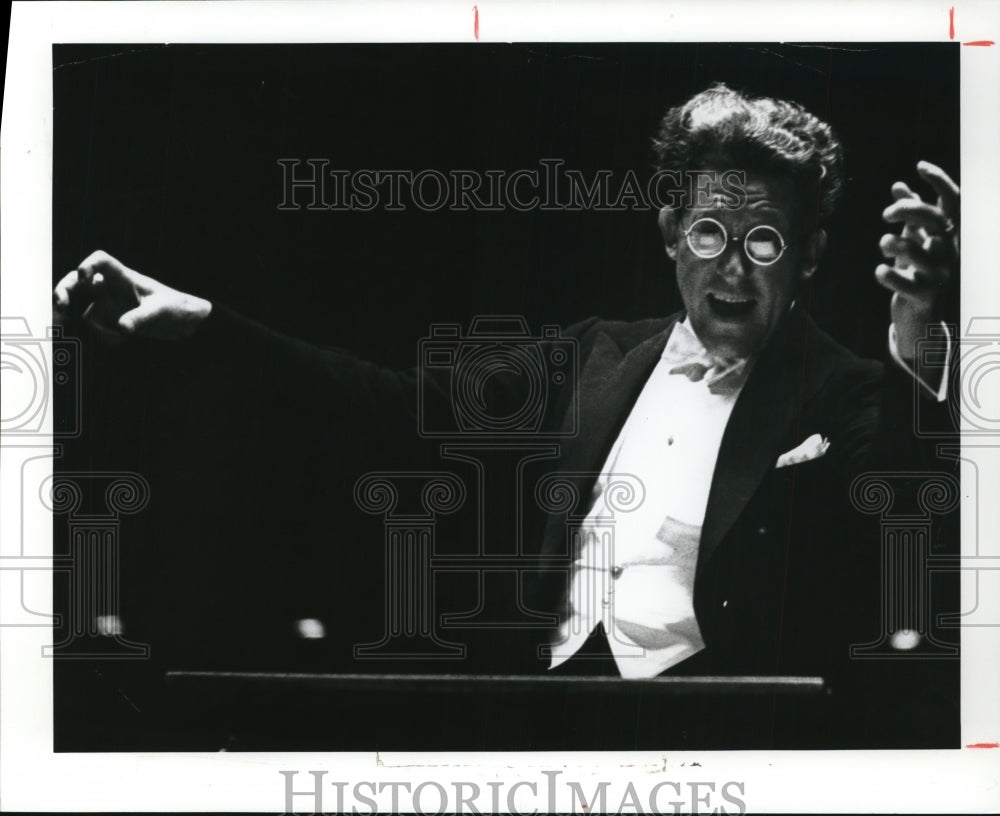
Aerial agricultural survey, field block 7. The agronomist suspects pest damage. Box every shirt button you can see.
[758,526,768,536]
[722,600,729,608]
[667,436,674,446]
[610,566,624,579]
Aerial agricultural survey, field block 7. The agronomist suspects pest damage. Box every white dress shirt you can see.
[548,318,752,678]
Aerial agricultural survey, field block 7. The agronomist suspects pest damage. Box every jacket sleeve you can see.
[816,341,956,485]
[181,303,446,470]
[178,304,605,467]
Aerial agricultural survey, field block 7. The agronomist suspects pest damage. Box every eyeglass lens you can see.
[686,219,785,265]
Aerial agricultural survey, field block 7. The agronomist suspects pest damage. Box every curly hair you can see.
[652,83,844,229]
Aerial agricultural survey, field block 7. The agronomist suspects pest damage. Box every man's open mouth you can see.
[707,292,756,318]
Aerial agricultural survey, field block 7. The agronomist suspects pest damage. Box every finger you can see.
[54,269,103,329]
[53,270,80,312]
[882,198,952,233]
[76,249,129,284]
[118,302,157,334]
[900,220,928,246]
[878,234,951,281]
[875,263,928,299]
[75,254,100,284]
[888,184,929,243]
[891,181,919,201]
[916,160,960,221]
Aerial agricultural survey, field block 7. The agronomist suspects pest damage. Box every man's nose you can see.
[719,242,753,279]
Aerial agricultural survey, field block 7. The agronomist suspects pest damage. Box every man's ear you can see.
[658,206,680,260]
[799,228,827,280]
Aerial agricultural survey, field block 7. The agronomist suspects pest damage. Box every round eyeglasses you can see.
[683,217,790,266]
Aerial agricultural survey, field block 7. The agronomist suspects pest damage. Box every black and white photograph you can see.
[2,1,999,813]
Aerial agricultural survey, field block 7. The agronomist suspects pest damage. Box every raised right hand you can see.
[53,250,212,341]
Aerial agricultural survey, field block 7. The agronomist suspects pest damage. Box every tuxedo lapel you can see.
[698,306,831,568]
[562,326,676,473]
[538,316,678,558]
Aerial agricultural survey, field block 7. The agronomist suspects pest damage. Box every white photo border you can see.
[2,0,999,812]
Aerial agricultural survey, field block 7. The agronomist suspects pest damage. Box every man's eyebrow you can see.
[690,201,786,215]
[744,198,785,209]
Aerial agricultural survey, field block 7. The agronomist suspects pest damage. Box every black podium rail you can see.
[155,669,833,750]
[165,670,826,696]
[55,662,956,752]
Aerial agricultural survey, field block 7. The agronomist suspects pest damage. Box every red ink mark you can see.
[473,5,479,41]
[966,742,1000,748]
[949,7,954,39]
[963,40,996,45]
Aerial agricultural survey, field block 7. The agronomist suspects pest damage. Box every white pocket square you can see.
[775,433,830,469]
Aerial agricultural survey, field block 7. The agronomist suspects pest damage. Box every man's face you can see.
[661,172,820,359]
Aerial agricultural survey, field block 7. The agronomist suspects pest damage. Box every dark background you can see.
[53,42,960,357]
[51,43,960,751]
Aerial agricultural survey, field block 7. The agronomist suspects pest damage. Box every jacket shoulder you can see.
[563,313,678,356]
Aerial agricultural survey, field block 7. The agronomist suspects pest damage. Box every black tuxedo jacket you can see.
[516,307,908,680]
[188,302,949,687]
